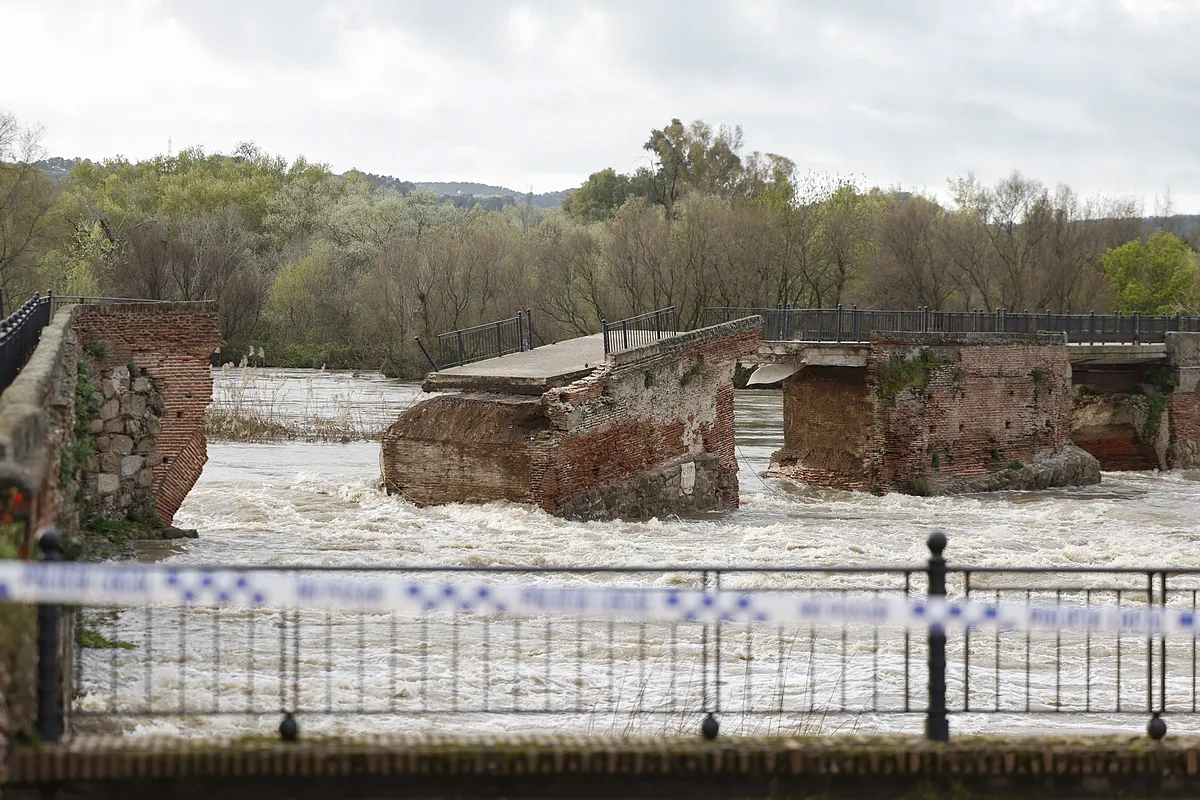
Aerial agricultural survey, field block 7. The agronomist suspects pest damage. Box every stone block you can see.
[132,377,151,393]
[101,378,116,398]
[125,419,143,437]
[120,454,143,477]
[137,468,155,488]
[85,454,99,472]
[103,418,124,434]
[99,398,119,420]
[146,450,164,467]
[112,435,134,455]
[111,366,130,393]
[89,418,104,433]
[136,437,155,454]
[97,473,120,495]
[146,417,161,436]
[96,435,111,451]
[117,493,132,509]
[128,394,146,417]
[99,453,120,473]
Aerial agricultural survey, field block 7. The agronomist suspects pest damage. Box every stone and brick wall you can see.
[1,302,221,756]
[84,365,165,519]
[381,319,762,520]
[71,302,224,523]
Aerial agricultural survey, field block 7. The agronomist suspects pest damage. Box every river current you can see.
[73,369,1200,739]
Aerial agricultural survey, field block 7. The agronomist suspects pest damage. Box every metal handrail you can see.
[601,306,677,354]
[429,308,535,369]
[702,306,1200,345]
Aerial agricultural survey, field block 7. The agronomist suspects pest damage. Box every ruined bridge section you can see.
[0,301,224,534]
[764,332,1101,495]
[382,317,763,520]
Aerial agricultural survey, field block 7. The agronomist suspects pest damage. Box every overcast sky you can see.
[2,0,1198,211]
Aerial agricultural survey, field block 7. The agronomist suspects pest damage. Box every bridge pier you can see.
[381,318,763,520]
[764,333,1101,495]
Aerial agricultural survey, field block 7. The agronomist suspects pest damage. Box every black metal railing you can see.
[0,292,53,395]
[21,532,1200,743]
[702,306,1200,345]
[429,309,534,369]
[602,307,677,355]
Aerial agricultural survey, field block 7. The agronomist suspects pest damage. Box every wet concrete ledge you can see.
[8,734,1200,798]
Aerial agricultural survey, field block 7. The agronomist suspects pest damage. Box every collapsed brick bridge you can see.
[384,316,1200,512]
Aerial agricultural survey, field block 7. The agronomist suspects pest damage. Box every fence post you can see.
[496,320,503,356]
[622,319,629,350]
[527,308,535,350]
[852,305,860,341]
[456,330,465,366]
[836,304,844,342]
[517,311,525,351]
[1134,311,1141,345]
[925,531,949,742]
[414,337,438,372]
[36,528,64,744]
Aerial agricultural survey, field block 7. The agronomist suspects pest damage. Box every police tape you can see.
[0,561,1194,634]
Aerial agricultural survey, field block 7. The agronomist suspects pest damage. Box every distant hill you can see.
[32,156,81,179]
[413,181,571,209]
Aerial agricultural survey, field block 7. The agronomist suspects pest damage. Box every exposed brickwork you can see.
[70,303,224,523]
[768,367,873,491]
[1072,394,1166,471]
[1167,332,1200,469]
[873,337,1073,492]
[1171,393,1200,469]
[768,334,1090,494]
[381,320,761,519]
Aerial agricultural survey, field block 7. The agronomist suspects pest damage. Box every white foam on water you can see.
[72,373,1200,738]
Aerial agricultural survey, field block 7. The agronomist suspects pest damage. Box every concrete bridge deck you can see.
[423,333,605,394]
[754,339,1168,369]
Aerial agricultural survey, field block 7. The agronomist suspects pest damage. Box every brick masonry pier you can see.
[764,332,1100,494]
[9,735,1200,799]
[381,317,763,520]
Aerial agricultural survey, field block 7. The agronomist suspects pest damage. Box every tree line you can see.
[3,111,1198,378]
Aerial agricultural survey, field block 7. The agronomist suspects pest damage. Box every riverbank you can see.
[68,517,198,562]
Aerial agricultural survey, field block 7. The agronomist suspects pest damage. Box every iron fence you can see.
[429,309,534,369]
[602,307,678,355]
[0,292,52,395]
[20,533,1200,743]
[702,306,1200,344]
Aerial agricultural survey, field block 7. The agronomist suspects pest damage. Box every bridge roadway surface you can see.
[422,335,1166,395]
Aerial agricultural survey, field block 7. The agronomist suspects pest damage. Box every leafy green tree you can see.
[561,168,632,223]
[1102,231,1199,314]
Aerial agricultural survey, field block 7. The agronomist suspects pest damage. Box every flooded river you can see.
[73,369,1200,739]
